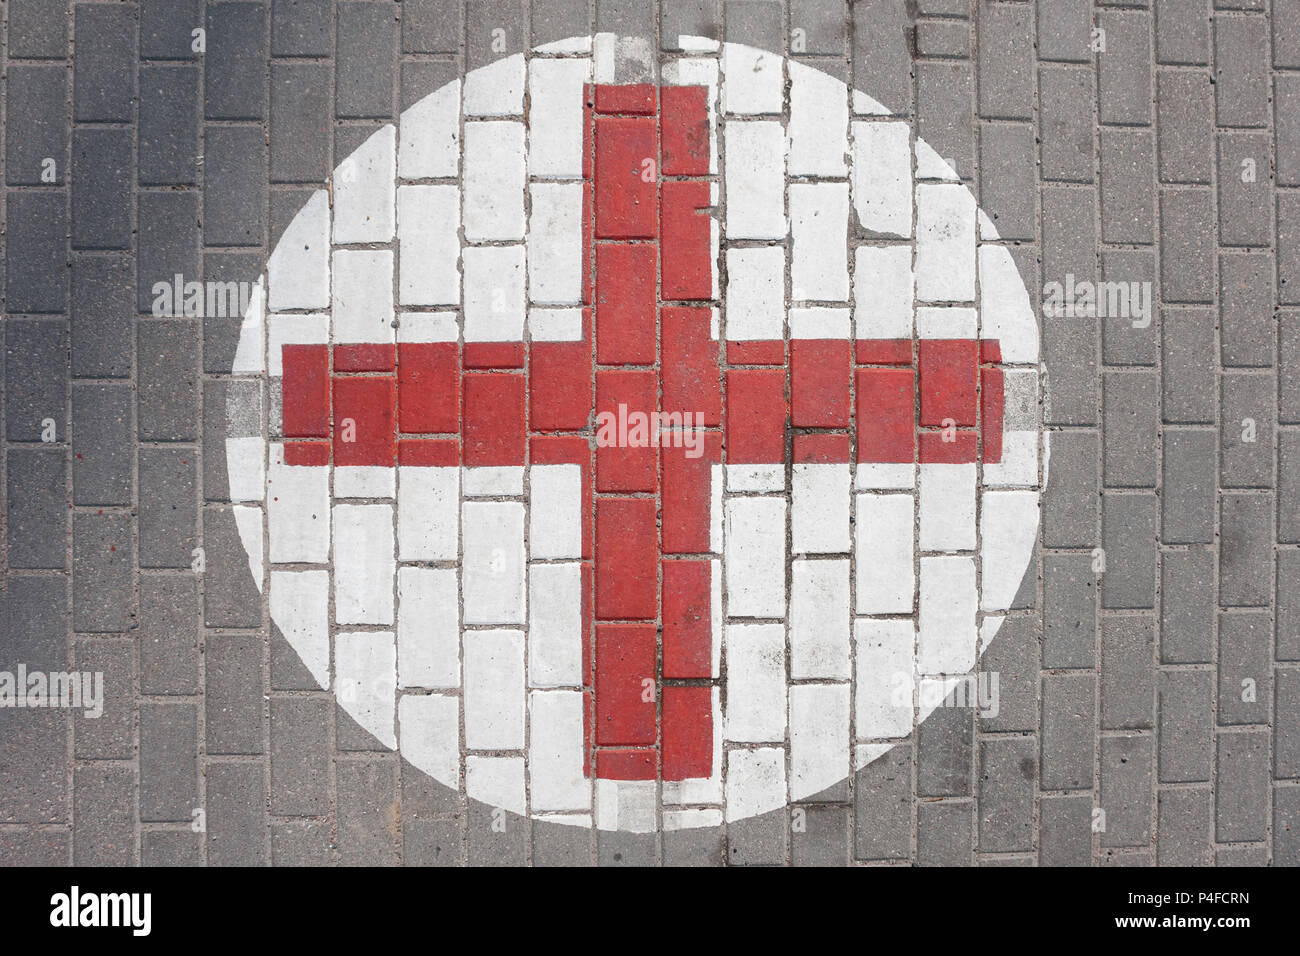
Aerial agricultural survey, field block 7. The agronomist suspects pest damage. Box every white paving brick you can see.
[333,503,395,625]
[267,313,328,376]
[985,430,1039,487]
[724,623,787,743]
[596,779,656,833]
[789,683,850,801]
[790,306,850,340]
[725,747,786,823]
[724,497,787,618]
[793,462,851,553]
[791,558,851,680]
[529,464,582,559]
[528,562,583,687]
[916,182,976,302]
[854,618,915,739]
[398,78,460,180]
[463,120,526,242]
[225,436,264,503]
[461,465,524,497]
[855,461,916,491]
[397,311,458,343]
[854,245,914,341]
[721,43,782,114]
[527,58,589,178]
[463,53,525,117]
[722,120,787,240]
[269,570,329,689]
[528,307,583,342]
[332,249,395,343]
[919,555,977,675]
[335,631,397,749]
[333,125,395,244]
[267,190,329,311]
[528,690,590,812]
[856,492,915,614]
[979,245,1040,364]
[790,183,850,301]
[980,490,1040,611]
[397,184,460,307]
[463,245,526,342]
[333,465,395,500]
[788,59,848,177]
[267,446,330,563]
[465,756,525,816]
[463,629,525,750]
[919,462,977,552]
[917,305,977,339]
[851,120,912,237]
[398,465,457,561]
[724,246,785,340]
[527,182,583,305]
[398,694,459,792]
[462,501,525,625]
[397,567,459,689]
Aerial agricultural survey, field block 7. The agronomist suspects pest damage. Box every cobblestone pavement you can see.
[1,0,1297,867]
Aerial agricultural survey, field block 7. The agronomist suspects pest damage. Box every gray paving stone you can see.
[917,696,972,797]
[337,2,396,120]
[72,512,135,634]
[727,809,786,866]
[1220,493,1273,607]
[978,615,1040,733]
[1101,493,1158,609]
[1275,667,1300,779]
[202,253,264,373]
[1219,254,1275,368]
[71,129,133,251]
[791,805,848,866]
[2,575,68,674]
[1216,730,1270,842]
[916,19,969,60]
[1100,250,1157,367]
[1283,317,1300,424]
[139,574,200,695]
[916,61,973,180]
[917,801,971,866]
[1221,375,1274,489]
[73,765,136,866]
[73,638,134,760]
[790,0,846,57]
[1218,133,1273,248]
[536,0,590,49]
[71,255,132,378]
[401,59,460,117]
[1157,670,1213,783]
[1038,793,1092,866]
[469,0,526,72]
[663,823,722,866]
[1155,0,1209,65]
[1156,71,1212,184]
[1099,735,1153,847]
[1161,308,1216,423]
[1214,16,1270,129]
[402,756,458,818]
[138,190,200,312]
[1215,845,1268,865]
[1274,785,1300,864]
[138,320,200,442]
[1038,67,1094,183]
[139,447,198,570]
[977,6,1031,120]
[6,321,68,443]
[1156,787,1212,865]
[73,4,136,123]
[270,697,331,815]
[203,506,264,628]
[851,0,912,116]
[599,828,658,867]
[466,800,526,866]
[1278,0,1300,67]
[1162,430,1216,544]
[71,382,132,507]
[404,818,464,866]
[978,123,1035,242]
[272,820,333,866]
[5,66,69,186]
[339,690,389,753]
[1283,432,1300,543]
[853,744,911,860]
[205,2,267,121]
[1041,674,1095,791]
[1278,550,1300,661]
[531,817,592,866]
[1042,429,1098,548]
[0,707,66,823]
[206,761,267,866]
[1101,618,1155,731]
[1160,550,1214,663]
[0,830,69,867]
[7,0,68,59]
[1282,192,1300,306]
[337,759,399,866]
[1280,78,1300,194]
[1098,130,1154,247]
[1098,11,1152,126]
[139,702,199,823]
[5,193,69,314]
[1043,554,1097,670]
[140,66,200,187]
[1037,0,1090,63]
[6,448,67,569]
[1160,190,1216,303]
[272,0,332,57]
[207,634,264,755]
[270,62,331,184]
[141,831,202,867]
[141,0,202,60]
[1102,372,1158,488]
[978,738,1035,854]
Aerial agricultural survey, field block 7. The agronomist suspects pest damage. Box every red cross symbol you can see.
[278,83,1005,784]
